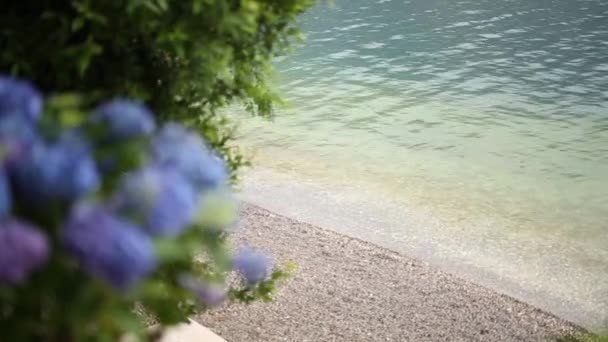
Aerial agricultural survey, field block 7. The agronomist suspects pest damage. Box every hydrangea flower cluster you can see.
[0,220,49,284]
[234,247,272,285]
[0,75,274,307]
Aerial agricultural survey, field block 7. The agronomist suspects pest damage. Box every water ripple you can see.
[243,0,608,257]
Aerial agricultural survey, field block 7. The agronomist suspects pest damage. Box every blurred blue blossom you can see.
[152,123,227,189]
[179,274,227,307]
[0,220,49,284]
[233,247,272,285]
[91,99,155,139]
[62,204,156,289]
[0,116,39,162]
[0,169,11,218]
[11,135,99,203]
[0,76,42,122]
[193,283,227,307]
[0,77,41,166]
[113,166,198,237]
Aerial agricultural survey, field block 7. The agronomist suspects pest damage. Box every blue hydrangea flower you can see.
[113,166,198,237]
[0,115,39,161]
[0,169,11,218]
[233,247,272,285]
[62,204,156,290]
[11,134,99,203]
[0,76,43,122]
[91,99,155,139]
[179,274,226,307]
[0,80,41,166]
[0,220,49,285]
[152,123,227,189]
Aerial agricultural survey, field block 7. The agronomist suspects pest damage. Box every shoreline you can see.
[234,167,608,331]
[197,203,583,341]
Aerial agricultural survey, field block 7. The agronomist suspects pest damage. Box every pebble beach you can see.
[197,203,582,341]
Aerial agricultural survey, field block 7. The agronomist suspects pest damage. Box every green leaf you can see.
[71,17,85,32]
[155,239,190,263]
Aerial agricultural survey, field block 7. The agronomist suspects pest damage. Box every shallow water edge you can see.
[238,166,608,332]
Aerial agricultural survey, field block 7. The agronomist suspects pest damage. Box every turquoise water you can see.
[235,0,608,326]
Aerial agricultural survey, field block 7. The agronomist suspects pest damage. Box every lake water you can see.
[235,0,608,329]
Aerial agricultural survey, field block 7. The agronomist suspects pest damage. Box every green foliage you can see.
[0,0,316,180]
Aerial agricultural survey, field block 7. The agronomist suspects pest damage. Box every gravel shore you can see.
[196,203,582,341]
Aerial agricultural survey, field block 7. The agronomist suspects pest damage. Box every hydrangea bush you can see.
[0,76,288,341]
